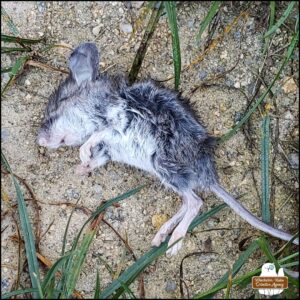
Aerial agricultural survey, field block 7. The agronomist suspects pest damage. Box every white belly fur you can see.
[108,129,156,174]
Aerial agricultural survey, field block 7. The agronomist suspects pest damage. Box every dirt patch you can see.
[1,1,298,298]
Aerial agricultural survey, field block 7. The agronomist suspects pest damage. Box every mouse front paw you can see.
[79,143,92,164]
[75,164,92,176]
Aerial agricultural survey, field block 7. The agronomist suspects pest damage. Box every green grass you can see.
[261,113,271,224]
[195,1,222,47]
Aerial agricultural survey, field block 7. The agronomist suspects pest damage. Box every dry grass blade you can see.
[1,34,45,44]
[128,1,163,84]
[195,1,222,47]
[1,55,29,96]
[2,47,31,53]
[26,60,69,74]
[180,252,218,298]
[165,1,181,90]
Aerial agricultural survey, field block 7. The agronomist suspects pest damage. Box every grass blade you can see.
[1,6,19,36]
[128,1,164,84]
[188,203,227,232]
[256,237,280,269]
[1,34,45,44]
[62,185,145,297]
[99,204,226,298]
[1,288,39,299]
[41,252,74,292]
[1,47,31,53]
[61,198,80,256]
[263,1,276,54]
[164,1,181,90]
[193,239,259,298]
[269,1,276,29]
[261,114,271,224]
[264,1,296,38]
[1,55,29,96]
[195,1,222,46]
[1,151,42,298]
[224,268,232,299]
[65,228,98,298]
[219,30,299,143]
[94,270,101,299]
[1,67,12,73]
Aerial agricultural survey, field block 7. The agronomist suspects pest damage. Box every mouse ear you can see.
[69,43,99,85]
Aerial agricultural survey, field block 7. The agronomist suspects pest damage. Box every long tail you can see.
[211,184,299,245]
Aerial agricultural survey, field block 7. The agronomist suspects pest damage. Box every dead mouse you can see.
[37,43,299,256]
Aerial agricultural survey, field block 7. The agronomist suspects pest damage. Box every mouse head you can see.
[37,43,100,148]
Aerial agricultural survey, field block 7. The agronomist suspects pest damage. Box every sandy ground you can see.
[1,1,299,298]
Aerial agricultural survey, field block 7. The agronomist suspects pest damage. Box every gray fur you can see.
[37,43,298,255]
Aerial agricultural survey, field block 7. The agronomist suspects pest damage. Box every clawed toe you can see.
[151,233,168,247]
[166,239,183,257]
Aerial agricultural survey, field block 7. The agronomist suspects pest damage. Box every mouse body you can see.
[38,43,298,255]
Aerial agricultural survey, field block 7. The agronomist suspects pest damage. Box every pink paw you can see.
[75,164,91,176]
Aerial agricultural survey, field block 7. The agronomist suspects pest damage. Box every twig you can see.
[39,219,55,240]
[26,60,69,74]
[179,251,218,299]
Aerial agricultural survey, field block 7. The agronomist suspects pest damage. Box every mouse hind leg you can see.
[166,191,203,256]
[151,198,188,247]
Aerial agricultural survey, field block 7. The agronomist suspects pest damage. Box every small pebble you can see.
[1,129,9,141]
[120,23,133,33]
[198,70,208,81]
[37,1,46,13]
[220,50,228,59]
[288,153,299,169]
[92,25,102,36]
[165,280,177,292]
[234,82,241,89]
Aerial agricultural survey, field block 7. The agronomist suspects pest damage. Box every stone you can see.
[92,25,102,36]
[120,23,133,33]
[165,280,177,292]
[282,77,297,94]
[220,50,228,59]
[288,153,299,169]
